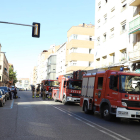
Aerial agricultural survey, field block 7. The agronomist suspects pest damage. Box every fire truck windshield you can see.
[120,75,140,94]
[45,81,59,87]
[68,80,82,90]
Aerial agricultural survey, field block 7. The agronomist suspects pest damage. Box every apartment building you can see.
[56,42,66,78]
[95,0,133,70]
[36,45,60,83]
[0,44,9,86]
[47,54,57,80]
[37,50,51,84]
[15,78,30,90]
[129,0,140,71]
[66,23,95,74]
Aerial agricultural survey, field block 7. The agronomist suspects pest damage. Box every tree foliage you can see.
[9,66,18,85]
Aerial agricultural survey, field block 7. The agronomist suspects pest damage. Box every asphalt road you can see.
[0,91,140,140]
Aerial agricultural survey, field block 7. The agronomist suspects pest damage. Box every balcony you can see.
[129,16,140,34]
[129,50,140,61]
[129,0,140,6]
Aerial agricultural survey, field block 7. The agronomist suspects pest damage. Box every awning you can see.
[129,28,140,34]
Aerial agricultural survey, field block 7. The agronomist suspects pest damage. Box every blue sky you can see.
[0,0,95,78]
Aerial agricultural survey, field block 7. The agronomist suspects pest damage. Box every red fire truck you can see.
[41,80,59,97]
[80,69,140,121]
[52,75,82,104]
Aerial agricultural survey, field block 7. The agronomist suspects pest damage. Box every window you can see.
[97,37,100,46]
[97,77,103,89]
[102,56,107,66]
[121,20,126,33]
[89,36,92,41]
[121,0,127,12]
[0,65,1,69]
[110,27,114,38]
[97,19,100,28]
[89,61,92,67]
[70,61,77,66]
[98,1,101,10]
[111,7,115,18]
[113,53,115,63]
[103,33,107,42]
[70,47,77,53]
[89,49,92,54]
[120,49,127,61]
[73,34,77,39]
[105,0,108,3]
[109,75,118,91]
[104,14,107,23]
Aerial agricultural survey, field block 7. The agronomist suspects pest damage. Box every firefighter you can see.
[32,86,35,98]
[36,85,40,98]
[42,88,46,100]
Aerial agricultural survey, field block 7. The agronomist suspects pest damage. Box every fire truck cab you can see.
[52,75,82,104]
[41,80,59,97]
[80,70,140,121]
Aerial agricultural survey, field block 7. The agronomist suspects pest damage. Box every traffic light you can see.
[32,22,40,38]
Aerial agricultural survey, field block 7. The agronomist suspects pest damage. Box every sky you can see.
[0,0,95,78]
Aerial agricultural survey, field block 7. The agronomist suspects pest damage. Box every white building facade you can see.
[95,0,134,70]
[56,42,66,78]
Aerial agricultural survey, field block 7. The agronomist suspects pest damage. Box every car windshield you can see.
[120,75,140,94]
[68,80,82,90]
[0,87,7,91]
[45,81,59,87]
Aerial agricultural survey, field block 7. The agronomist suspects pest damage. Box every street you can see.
[0,91,140,140]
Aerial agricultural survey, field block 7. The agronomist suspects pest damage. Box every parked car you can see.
[0,90,5,107]
[0,87,9,100]
[19,88,25,91]
[0,89,7,101]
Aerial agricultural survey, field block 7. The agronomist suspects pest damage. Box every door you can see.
[87,77,95,98]
[60,79,64,100]
[81,78,89,96]
[94,77,103,106]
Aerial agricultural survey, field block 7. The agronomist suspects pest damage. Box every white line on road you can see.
[100,130,122,140]
[53,106,130,140]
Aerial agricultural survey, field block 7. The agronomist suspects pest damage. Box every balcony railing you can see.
[129,50,140,60]
[129,16,140,34]
[129,0,140,6]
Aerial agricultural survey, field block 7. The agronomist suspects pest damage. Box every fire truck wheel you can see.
[103,105,111,121]
[84,101,89,114]
[62,96,67,105]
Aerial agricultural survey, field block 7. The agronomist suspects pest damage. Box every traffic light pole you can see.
[0,21,40,38]
[0,21,37,27]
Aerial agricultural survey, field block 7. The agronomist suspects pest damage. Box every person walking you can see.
[32,86,35,98]
[8,86,12,100]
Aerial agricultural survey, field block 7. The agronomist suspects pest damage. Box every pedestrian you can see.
[32,86,35,98]
[8,86,12,100]
[26,88,27,91]
[36,85,40,98]
[13,86,17,99]
[42,88,46,100]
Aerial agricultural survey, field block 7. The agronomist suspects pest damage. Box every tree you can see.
[9,66,18,85]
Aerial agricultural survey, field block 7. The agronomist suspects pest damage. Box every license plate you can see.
[136,112,140,115]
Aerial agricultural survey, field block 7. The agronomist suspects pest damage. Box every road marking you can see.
[53,106,130,140]
[85,123,95,128]
[75,117,81,121]
[100,130,121,140]
[10,99,14,109]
